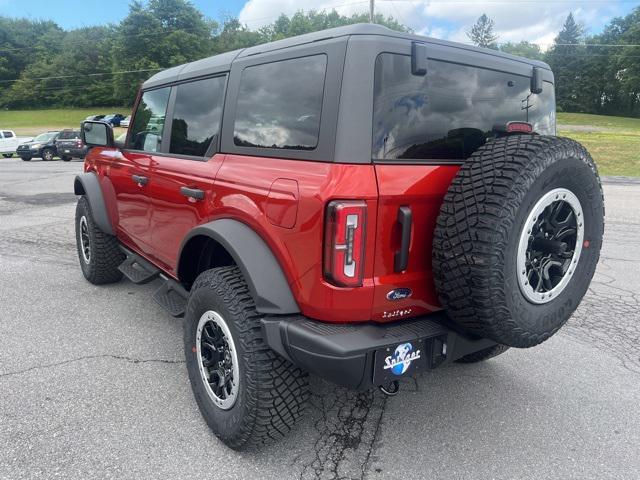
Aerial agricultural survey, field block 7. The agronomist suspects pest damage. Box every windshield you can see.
[34,132,57,142]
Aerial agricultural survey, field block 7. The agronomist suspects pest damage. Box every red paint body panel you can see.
[371,165,460,322]
[213,154,378,322]
[88,147,459,324]
[147,154,225,272]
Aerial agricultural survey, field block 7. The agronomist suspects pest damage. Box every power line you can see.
[0,68,161,85]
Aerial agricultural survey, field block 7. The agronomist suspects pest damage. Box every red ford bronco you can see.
[74,24,604,449]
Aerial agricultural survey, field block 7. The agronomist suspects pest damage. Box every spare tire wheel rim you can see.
[196,310,239,410]
[517,188,584,304]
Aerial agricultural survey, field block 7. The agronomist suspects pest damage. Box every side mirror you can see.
[81,121,114,148]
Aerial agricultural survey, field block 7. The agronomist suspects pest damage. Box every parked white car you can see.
[0,130,33,157]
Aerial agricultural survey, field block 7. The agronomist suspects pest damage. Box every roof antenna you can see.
[369,0,375,23]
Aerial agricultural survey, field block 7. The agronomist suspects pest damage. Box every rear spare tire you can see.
[433,135,604,348]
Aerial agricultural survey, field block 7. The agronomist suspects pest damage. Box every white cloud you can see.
[237,0,627,48]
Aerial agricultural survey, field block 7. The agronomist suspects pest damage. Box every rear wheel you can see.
[433,135,604,348]
[75,196,124,284]
[61,155,72,162]
[2,153,13,158]
[21,156,31,161]
[184,266,309,450]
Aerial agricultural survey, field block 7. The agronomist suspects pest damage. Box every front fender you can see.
[73,172,114,235]
[179,219,300,315]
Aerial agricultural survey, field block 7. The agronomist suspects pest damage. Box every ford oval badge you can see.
[386,288,412,301]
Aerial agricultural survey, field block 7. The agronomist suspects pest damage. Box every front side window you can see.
[3,131,14,138]
[169,76,226,157]
[129,87,170,152]
[233,55,327,150]
[372,54,555,161]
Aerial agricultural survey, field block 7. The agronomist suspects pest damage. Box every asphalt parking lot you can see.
[0,158,639,480]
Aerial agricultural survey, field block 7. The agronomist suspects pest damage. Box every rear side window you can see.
[233,55,327,150]
[169,75,226,157]
[3,131,13,138]
[372,54,555,161]
[129,87,170,152]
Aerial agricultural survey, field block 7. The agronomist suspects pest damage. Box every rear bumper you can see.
[262,312,497,389]
[57,147,87,158]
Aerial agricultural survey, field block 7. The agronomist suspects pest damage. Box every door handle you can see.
[394,206,412,272]
[131,174,148,186]
[180,186,205,201]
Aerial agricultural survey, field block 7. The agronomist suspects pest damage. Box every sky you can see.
[1,0,639,48]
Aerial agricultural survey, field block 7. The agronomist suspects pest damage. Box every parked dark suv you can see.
[74,24,604,450]
[17,131,60,161]
[55,129,87,161]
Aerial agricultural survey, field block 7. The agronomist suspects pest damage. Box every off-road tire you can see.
[184,267,309,450]
[61,156,72,161]
[456,344,510,363]
[41,148,55,161]
[433,135,604,348]
[75,196,124,284]
[21,156,31,161]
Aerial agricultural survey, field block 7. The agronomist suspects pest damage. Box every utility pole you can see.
[369,0,374,23]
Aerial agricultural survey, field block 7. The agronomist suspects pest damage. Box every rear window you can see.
[233,54,327,150]
[372,53,555,161]
[169,75,226,157]
[58,130,79,140]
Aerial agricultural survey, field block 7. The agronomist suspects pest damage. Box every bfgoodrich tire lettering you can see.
[433,135,604,348]
[184,266,309,450]
[75,196,124,284]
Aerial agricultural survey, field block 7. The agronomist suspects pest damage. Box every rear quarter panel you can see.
[213,154,379,322]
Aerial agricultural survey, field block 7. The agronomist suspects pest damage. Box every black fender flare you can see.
[73,173,114,235]
[179,219,300,315]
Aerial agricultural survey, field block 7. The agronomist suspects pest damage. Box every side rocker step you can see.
[117,252,160,284]
[153,279,189,317]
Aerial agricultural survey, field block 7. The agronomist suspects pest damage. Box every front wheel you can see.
[75,196,124,284]
[41,148,55,161]
[184,266,309,450]
[2,153,13,158]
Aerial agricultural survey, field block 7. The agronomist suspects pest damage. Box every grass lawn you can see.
[0,107,130,136]
[557,112,640,177]
[557,112,640,130]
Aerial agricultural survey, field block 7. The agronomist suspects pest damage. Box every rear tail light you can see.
[324,200,367,287]
[505,121,533,133]
[76,140,82,147]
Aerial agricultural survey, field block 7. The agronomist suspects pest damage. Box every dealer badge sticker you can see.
[383,342,421,376]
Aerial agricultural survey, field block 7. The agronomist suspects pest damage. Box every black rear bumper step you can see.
[262,312,496,389]
[118,250,160,284]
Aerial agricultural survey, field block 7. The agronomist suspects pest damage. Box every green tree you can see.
[500,41,543,60]
[545,13,585,112]
[111,0,216,105]
[467,14,498,49]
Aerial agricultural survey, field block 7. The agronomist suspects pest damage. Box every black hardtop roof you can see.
[142,23,550,89]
